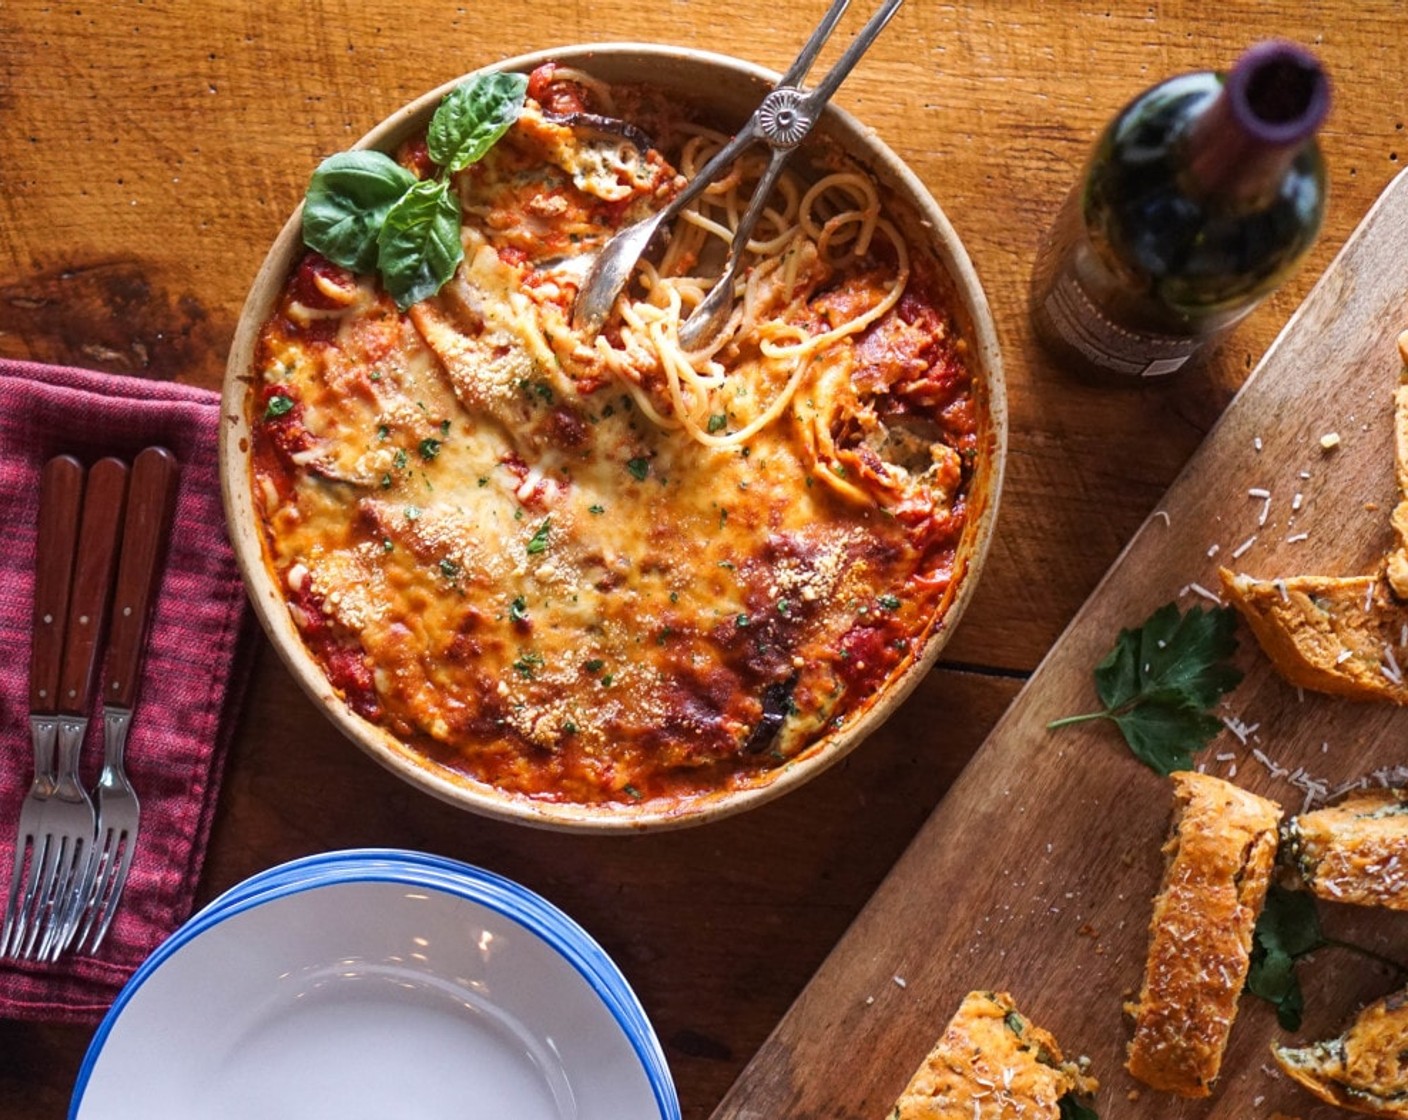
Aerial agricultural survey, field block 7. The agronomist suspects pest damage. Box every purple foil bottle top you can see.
[1226,40,1331,148]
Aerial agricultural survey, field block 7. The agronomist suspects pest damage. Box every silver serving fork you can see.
[0,456,85,958]
[571,0,905,347]
[72,447,179,954]
[33,457,129,962]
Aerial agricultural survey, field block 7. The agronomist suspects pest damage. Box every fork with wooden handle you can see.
[0,456,85,958]
[72,446,180,954]
[35,457,129,962]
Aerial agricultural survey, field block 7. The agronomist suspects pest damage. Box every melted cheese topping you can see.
[251,75,979,808]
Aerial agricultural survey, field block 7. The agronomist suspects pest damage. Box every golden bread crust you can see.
[1287,787,1408,910]
[890,990,1097,1119]
[1125,772,1282,1097]
[1219,568,1408,703]
[1274,987,1408,1117]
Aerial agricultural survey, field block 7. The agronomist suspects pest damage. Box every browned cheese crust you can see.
[1274,986,1408,1117]
[1219,569,1408,703]
[1286,787,1408,910]
[890,990,1097,1119]
[1221,337,1408,699]
[1125,772,1283,1098]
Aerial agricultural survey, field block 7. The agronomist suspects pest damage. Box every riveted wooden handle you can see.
[103,446,180,710]
[57,457,129,717]
[29,455,86,714]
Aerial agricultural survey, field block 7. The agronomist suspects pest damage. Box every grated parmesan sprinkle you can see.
[1287,531,1309,543]
[1232,536,1257,559]
[1186,582,1224,605]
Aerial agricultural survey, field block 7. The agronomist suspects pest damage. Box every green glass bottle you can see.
[1030,41,1330,381]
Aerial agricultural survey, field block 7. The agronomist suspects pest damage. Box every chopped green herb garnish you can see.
[626,457,649,481]
[418,438,441,461]
[439,558,459,578]
[622,784,642,800]
[377,423,390,440]
[526,518,551,555]
[382,538,394,553]
[394,448,409,470]
[440,419,451,435]
[513,651,544,678]
[264,394,295,419]
[588,504,605,515]
[736,614,750,628]
[380,473,393,489]
[584,659,604,673]
[405,505,421,521]
[509,596,528,622]
[477,476,489,487]
[561,719,578,735]
[707,413,727,433]
[878,594,901,611]
[601,673,614,687]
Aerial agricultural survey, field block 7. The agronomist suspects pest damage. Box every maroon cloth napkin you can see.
[0,358,255,1024]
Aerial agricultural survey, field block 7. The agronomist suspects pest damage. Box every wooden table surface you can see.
[0,2,1404,1116]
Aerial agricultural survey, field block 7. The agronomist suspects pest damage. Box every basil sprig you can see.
[301,71,528,310]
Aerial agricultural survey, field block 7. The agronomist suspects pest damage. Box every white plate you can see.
[72,864,677,1120]
[190,850,671,1078]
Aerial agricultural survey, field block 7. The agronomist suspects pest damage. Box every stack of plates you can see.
[71,849,681,1120]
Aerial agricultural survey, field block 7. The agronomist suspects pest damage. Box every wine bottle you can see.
[1030,41,1330,381]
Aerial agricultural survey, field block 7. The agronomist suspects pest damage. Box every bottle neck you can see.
[1182,40,1329,204]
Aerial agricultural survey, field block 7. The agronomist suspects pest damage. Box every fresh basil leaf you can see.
[376,179,464,310]
[302,150,417,272]
[427,72,529,174]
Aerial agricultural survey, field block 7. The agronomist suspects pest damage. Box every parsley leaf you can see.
[1058,1097,1099,1120]
[526,518,551,555]
[1247,884,1408,1029]
[509,596,528,622]
[626,457,650,481]
[1247,884,1324,1030]
[1047,603,1242,775]
[264,394,295,419]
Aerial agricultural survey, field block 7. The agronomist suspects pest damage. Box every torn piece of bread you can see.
[1126,772,1282,1098]
[1222,335,1408,699]
[890,990,1098,1118]
[1274,986,1408,1117]
[1285,787,1408,910]
[1219,569,1408,703]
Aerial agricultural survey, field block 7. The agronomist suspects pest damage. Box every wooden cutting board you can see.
[711,169,1408,1120]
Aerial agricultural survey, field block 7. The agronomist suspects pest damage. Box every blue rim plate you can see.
[188,849,669,1074]
[72,852,680,1120]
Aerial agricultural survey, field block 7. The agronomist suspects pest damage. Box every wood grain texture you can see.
[713,170,1408,1120]
[0,2,1405,1117]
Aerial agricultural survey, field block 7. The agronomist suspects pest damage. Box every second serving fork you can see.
[38,457,129,961]
[72,446,180,954]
